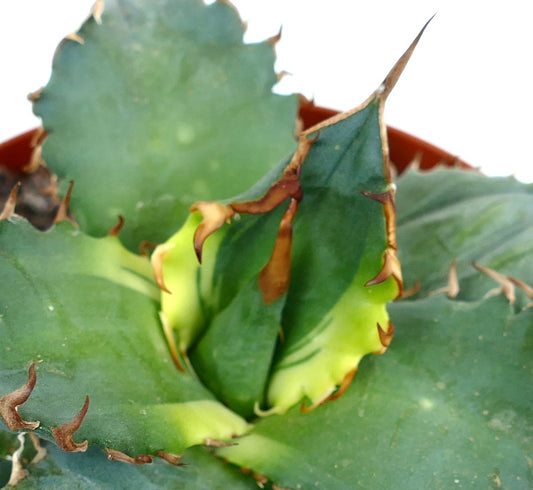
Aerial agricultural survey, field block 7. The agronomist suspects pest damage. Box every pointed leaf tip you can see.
[378,15,435,101]
[0,362,41,430]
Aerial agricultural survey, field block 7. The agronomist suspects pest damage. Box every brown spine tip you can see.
[105,448,153,465]
[326,367,357,402]
[150,243,174,294]
[157,450,186,466]
[28,88,44,102]
[266,26,282,45]
[398,280,421,300]
[24,143,44,174]
[158,311,185,372]
[376,322,395,352]
[53,181,78,227]
[429,259,460,298]
[473,262,516,304]
[139,241,157,257]
[446,258,460,298]
[365,248,403,297]
[191,201,235,263]
[50,396,90,453]
[361,186,398,250]
[229,171,302,215]
[508,276,533,307]
[108,215,125,236]
[0,182,21,222]
[204,438,237,448]
[91,0,105,24]
[0,361,41,431]
[300,368,357,413]
[258,198,299,304]
[65,33,85,45]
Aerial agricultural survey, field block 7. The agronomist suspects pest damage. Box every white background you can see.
[1,0,531,182]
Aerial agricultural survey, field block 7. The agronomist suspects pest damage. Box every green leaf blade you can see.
[33,0,297,250]
[218,170,533,488]
[0,221,248,456]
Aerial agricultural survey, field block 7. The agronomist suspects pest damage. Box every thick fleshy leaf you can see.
[396,168,533,306]
[162,97,400,418]
[220,296,532,488]
[2,436,256,490]
[219,169,533,488]
[32,0,297,250]
[265,99,400,413]
[177,23,436,416]
[0,219,248,456]
[190,277,286,418]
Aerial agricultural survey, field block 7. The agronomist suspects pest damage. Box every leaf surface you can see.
[33,0,297,250]
[0,220,248,456]
[218,169,533,488]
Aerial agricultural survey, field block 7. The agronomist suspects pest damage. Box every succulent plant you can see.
[1,1,531,488]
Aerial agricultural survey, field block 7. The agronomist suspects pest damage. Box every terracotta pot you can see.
[0,106,469,175]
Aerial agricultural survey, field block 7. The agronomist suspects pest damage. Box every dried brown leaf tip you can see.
[28,88,44,103]
[361,184,403,298]
[190,201,235,263]
[376,322,395,353]
[473,262,516,304]
[91,0,105,24]
[508,276,533,308]
[65,32,85,45]
[108,215,125,236]
[266,26,282,45]
[191,133,316,263]
[361,186,397,250]
[53,180,78,227]
[106,448,153,465]
[50,396,90,453]
[398,280,421,300]
[157,450,186,466]
[0,362,41,431]
[258,198,298,304]
[365,247,403,297]
[204,438,237,448]
[430,259,460,298]
[300,368,357,413]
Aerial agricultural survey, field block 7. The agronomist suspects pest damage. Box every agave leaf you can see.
[2,437,256,490]
[219,169,533,488]
[178,20,435,415]
[161,96,401,419]
[32,0,297,250]
[0,219,248,455]
[396,168,533,306]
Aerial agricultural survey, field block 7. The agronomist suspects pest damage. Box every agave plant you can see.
[1,1,531,488]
